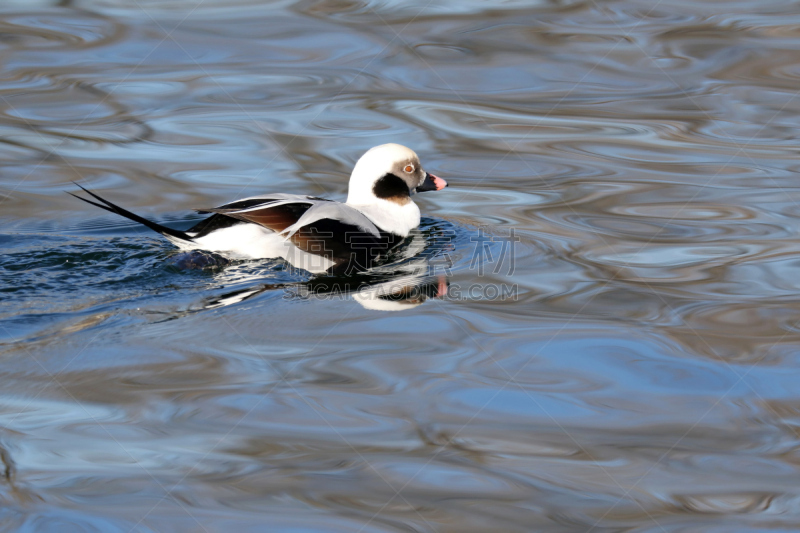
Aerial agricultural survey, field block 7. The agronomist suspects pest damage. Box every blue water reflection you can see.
[3,0,800,531]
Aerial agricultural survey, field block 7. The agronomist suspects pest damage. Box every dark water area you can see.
[3,0,800,531]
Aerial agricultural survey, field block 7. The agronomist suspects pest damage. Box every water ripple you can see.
[3,0,800,531]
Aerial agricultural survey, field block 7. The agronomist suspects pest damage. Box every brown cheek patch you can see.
[373,173,411,206]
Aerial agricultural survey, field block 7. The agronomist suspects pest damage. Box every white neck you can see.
[347,198,420,237]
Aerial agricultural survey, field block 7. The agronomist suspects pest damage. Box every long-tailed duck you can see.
[71,143,447,274]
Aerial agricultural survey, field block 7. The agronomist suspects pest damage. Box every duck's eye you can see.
[404,164,415,173]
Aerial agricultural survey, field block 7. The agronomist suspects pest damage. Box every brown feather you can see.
[201,203,312,233]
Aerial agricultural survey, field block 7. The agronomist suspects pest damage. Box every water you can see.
[2,0,800,530]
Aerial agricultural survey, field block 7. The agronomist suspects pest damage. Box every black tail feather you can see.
[67,191,116,214]
[70,183,194,242]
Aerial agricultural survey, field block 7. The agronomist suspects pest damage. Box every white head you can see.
[345,143,447,237]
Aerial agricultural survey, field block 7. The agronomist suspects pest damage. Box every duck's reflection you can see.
[203,269,448,311]
[351,275,448,310]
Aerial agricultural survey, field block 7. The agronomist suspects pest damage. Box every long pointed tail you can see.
[69,183,194,243]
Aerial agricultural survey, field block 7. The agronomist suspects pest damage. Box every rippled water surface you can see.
[3,0,800,531]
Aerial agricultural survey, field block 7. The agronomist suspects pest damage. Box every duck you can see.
[70,143,448,274]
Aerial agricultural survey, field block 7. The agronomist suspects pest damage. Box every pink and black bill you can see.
[416,173,447,193]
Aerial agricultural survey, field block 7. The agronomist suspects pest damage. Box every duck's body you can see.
[71,144,447,274]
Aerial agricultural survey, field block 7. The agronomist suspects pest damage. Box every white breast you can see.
[349,199,420,237]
